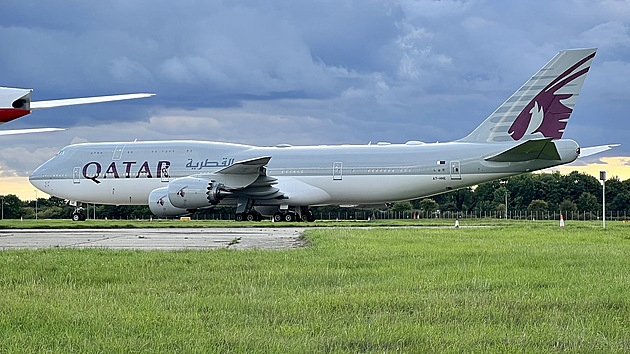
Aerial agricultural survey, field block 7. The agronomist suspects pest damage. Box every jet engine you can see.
[167,176,232,209]
[148,187,189,217]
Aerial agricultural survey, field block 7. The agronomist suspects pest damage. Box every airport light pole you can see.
[34,190,38,220]
[600,171,606,229]
[505,191,508,220]
[1,197,3,220]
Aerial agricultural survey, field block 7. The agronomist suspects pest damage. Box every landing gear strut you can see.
[71,208,86,221]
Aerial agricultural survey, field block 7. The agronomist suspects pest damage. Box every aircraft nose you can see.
[29,159,55,193]
[29,164,46,189]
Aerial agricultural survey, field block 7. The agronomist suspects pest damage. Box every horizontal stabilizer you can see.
[485,138,560,162]
[579,144,620,158]
[0,127,64,136]
[30,93,155,109]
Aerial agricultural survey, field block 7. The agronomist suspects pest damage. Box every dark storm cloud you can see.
[0,0,629,177]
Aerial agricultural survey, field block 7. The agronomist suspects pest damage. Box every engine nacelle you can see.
[167,176,231,209]
[148,187,189,217]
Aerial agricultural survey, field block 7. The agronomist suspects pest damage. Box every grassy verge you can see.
[1,222,629,352]
[0,217,549,229]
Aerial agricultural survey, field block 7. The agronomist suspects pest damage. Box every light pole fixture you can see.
[34,190,38,221]
[600,171,606,229]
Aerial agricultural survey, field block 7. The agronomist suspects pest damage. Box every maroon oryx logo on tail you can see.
[508,52,595,140]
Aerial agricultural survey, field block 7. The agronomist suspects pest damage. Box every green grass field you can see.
[1,221,629,352]
[0,217,521,229]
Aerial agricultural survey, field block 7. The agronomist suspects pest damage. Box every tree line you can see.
[1,171,628,220]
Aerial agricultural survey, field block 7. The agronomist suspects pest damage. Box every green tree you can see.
[610,191,630,214]
[39,206,66,219]
[563,171,601,201]
[21,207,35,219]
[419,199,439,215]
[433,188,473,211]
[527,199,549,212]
[472,180,502,210]
[537,172,564,210]
[559,199,578,214]
[391,201,413,212]
[506,174,537,210]
[577,192,599,213]
[0,195,24,219]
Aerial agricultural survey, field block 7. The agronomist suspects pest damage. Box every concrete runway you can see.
[0,228,308,250]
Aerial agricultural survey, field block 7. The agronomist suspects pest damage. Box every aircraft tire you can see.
[283,212,295,222]
[304,211,315,222]
[71,212,85,222]
[246,213,256,222]
[235,213,244,222]
[273,212,283,222]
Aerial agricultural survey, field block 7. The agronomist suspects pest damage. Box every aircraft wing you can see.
[485,138,560,162]
[194,156,284,200]
[30,93,155,109]
[215,156,272,175]
[1,86,155,135]
[0,127,65,136]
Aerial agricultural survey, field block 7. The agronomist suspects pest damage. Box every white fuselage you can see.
[30,139,579,209]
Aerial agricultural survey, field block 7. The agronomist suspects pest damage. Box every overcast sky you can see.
[1,0,629,184]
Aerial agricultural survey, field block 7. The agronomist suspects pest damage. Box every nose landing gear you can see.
[71,207,86,221]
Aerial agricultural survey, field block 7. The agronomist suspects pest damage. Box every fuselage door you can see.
[73,166,81,184]
[450,161,461,180]
[112,144,125,160]
[333,162,342,181]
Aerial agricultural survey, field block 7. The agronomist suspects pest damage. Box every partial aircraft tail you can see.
[0,87,32,123]
[461,48,597,143]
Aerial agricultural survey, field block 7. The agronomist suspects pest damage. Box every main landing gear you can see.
[232,197,315,222]
[233,209,315,222]
[234,211,263,222]
[272,210,315,222]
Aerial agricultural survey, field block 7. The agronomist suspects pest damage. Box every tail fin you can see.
[461,48,596,143]
[0,87,32,123]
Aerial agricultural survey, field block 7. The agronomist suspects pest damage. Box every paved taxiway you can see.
[0,228,307,250]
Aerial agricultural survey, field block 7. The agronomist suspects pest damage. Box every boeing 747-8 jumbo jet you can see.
[30,48,617,221]
[0,86,154,135]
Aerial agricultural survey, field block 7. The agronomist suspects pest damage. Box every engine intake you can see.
[168,176,232,209]
[148,187,189,217]
[207,182,231,204]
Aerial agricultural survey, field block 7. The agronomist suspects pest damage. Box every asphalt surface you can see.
[0,228,308,250]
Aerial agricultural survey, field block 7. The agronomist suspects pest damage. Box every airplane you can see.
[30,48,618,222]
[0,86,154,135]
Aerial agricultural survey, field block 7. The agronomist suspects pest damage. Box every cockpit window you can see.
[57,150,65,156]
